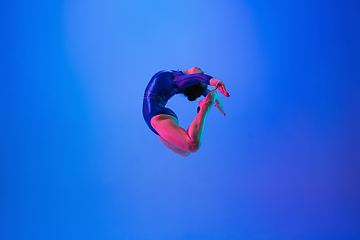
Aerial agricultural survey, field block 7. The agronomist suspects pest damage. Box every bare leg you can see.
[186,97,213,149]
[151,91,216,155]
[158,135,191,157]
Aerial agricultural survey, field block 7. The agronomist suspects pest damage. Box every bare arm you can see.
[209,78,221,86]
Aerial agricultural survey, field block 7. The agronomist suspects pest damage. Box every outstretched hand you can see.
[215,81,230,97]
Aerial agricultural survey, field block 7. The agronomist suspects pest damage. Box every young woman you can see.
[143,67,230,157]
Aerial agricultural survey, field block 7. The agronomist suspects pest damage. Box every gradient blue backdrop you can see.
[1,0,359,239]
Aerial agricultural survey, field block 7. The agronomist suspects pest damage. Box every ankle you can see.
[198,104,212,114]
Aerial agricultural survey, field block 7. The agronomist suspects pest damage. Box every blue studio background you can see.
[1,0,359,239]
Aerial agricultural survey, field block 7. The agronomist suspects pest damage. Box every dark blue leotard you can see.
[143,70,213,135]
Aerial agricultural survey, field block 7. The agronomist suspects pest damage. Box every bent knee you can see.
[187,141,200,153]
[181,152,191,157]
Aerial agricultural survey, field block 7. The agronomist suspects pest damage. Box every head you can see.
[185,66,204,74]
[183,83,207,101]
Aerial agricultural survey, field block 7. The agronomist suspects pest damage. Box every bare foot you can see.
[198,90,217,112]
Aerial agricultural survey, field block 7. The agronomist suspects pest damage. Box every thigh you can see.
[157,135,190,157]
[143,99,178,135]
[151,114,194,152]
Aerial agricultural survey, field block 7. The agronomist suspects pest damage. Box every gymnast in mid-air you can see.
[143,67,230,157]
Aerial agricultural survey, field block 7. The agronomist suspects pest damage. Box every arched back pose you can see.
[143,67,230,157]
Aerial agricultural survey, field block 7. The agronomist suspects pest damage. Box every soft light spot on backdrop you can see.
[63,0,263,160]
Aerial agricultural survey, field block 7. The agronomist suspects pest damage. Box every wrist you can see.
[210,78,221,87]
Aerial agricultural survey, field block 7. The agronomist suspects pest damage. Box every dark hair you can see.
[183,83,207,101]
